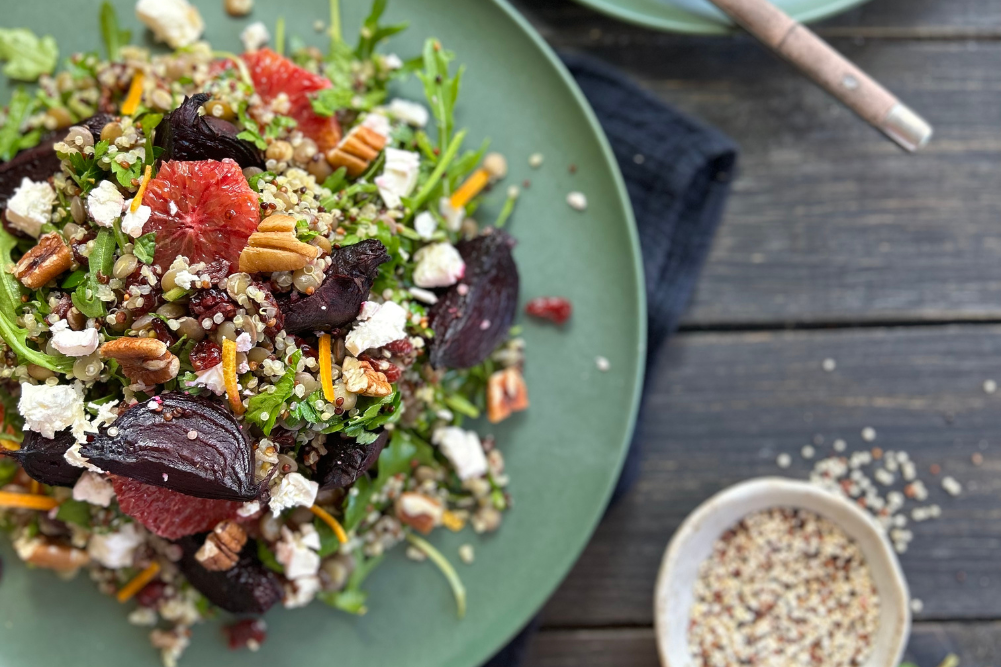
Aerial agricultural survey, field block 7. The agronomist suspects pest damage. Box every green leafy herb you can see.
[290,392,321,423]
[72,228,115,319]
[373,430,436,490]
[310,86,385,117]
[317,550,384,615]
[0,458,17,487]
[55,499,93,528]
[247,170,275,192]
[405,532,466,618]
[236,108,267,151]
[322,166,348,194]
[60,269,88,289]
[0,88,43,162]
[406,128,466,215]
[133,232,156,264]
[0,28,58,81]
[416,38,463,151]
[245,350,302,435]
[111,157,143,188]
[494,187,519,228]
[257,540,285,574]
[315,517,343,558]
[66,140,111,193]
[355,0,407,61]
[99,2,131,62]
[343,474,372,532]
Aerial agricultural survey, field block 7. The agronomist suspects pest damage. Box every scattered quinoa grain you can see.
[833,438,846,452]
[776,453,791,468]
[822,358,836,372]
[458,544,474,564]
[984,379,997,394]
[528,153,544,168]
[801,445,815,459]
[861,427,876,442]
[566,191,587,211]
[595,356,610,372]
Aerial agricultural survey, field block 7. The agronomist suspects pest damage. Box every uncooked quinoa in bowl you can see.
[0,1,555,663]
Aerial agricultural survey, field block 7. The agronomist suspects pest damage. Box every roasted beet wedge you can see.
[428,231,519,369]
[278,239,389,334]
[177,535,283,614]
[80,393,263,501]
[316,430,389,490]
[3,430,82,487]
[154,94,264,169]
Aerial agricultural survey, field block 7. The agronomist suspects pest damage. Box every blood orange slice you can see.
[113,476,244,540]
[243,48,343,152]
[141,159,259,273]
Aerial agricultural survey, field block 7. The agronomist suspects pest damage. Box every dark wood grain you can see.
[542,326,1001,627]
[524,623,1001,667]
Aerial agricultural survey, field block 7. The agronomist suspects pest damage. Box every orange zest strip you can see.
[131,164,153,212]
[449,168,490,211]
[116,561,161,603]
[318,334,335,403]
[121,70,146,116]
[29,479,41,495]
[222,338,245,415]
[0,436,20,451]
[0,491,60,511]
[310,504,348,544]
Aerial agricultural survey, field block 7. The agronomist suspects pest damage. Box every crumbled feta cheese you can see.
[284,575,322,609]
[87,180,125,228]
[72,472,115,507]
[235,332,253,352]
[88,522,143,569]
[275,524,321,579]
[432,426,488,480]
[237,500,261,517]
[375,148,420,209]
[458,543,475,564]
[120,200,151,238]
[567,191,588,211]
[361,112,391,138]
[135,0,205,49]
[185,364,225,395]
[19,382,85,439]
[128,607,159,626]
[408,286,438,305]
[438,196,465,232]
[383,53,403,70]
[268,472,319,517]
[413,242,465,288]
[387,98,429,127]
[172,269,200,290]
[65,443,104,473]
[345,300,408,356]
[413,211,437,239]
[240,21,270,51]
[357,300,382,321]
[6,178,56,238]
[48,320,100,357]
[89,399,121,429]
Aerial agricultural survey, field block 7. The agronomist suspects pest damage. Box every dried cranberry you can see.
[189,339,222,371]
[123,272,162,316]
[268,428,296,451]
[136,580,167,608]
[147,318,178,347]
[291,336,318,360]
[201,259,232,282]
[50,293,73,320]
[525,296,572,325]
[359,354,401,383]
[189,288,237,330]
[224,619,267,650]
[384,338,413,356]
[251,282,284,338]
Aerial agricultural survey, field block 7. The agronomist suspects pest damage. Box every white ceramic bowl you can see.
[654,477,910,667]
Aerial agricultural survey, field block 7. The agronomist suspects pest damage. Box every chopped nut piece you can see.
[395,492,443,534]
[342,356,392,397]
[487,367,529,423]
[238,216,318,274]
[18,536,91,571]
[325,125,387,177]
[195,521,248,571]
[100,337,180,385]
[13,233,73,289]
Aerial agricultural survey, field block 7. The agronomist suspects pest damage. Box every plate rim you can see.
[572,0,873,35]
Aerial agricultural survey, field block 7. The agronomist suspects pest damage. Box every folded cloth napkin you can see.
[484,54,738,667]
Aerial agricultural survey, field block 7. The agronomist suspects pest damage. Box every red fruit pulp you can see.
[113,476,244,540]
[525,296,573,325]
[243,48,343,152]
[141,159,260,273]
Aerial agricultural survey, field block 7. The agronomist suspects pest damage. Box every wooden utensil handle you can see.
[711,0,932,151]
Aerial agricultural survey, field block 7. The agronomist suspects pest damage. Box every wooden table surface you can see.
[507,0,1001,665]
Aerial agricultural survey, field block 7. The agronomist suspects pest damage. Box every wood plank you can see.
[541,325,1001,627]
[524,623,1001,667]
[516,30,1001,326]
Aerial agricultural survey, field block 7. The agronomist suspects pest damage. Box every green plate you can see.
[0,1,646,666]
[574,0,872,34]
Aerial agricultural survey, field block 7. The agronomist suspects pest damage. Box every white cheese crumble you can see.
[48,320,100,357]
[413,211,437,239]
[19,382,85,439]
[284,575,322,609]
[6,177,56,238]
[345,300,408,356]
[121,199,152,237]
[240,21,270,52]
[65,443,104,473]
[135,0,205,49]
[185,364,226,395]
[87,180,125,228]
[237,500,261,517]
[567,191,588,211]
[268,472,319,517]
[72,472,115,507]
[88,522,144,569]
[235,332,253,352]
[375,148,420,209]
[275,524,321,580]
[360,112,391,139]
[387,98,429,127]
[172,269,201,290]
[413,242,465,288]
[408,286,438,305]
[438,196,465,232]
[432,426,488,480]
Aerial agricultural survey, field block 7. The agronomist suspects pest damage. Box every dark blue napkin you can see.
[484,54,738,667]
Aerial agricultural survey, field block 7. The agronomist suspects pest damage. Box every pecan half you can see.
[325,126,386,177]
[100,337,180,385]
[342,356,392,397]
[13,233,72,289]
[17,536,90,571]
[487,367,529,424]
[238,214,318,274]
[195,521,248,571]
[395,492,443,534]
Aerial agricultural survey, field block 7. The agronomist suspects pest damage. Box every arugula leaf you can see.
[310,87,385,117]
[72,228,115,319]
[416,38,463,151]
[315,517,342,557]
[247,170,275,192]
[317,550,384,615]
[245,350,302,435]
[55,499,92,528]
[99,2,131,62]
[322,167,348,194]
[0,458,17,487]
[373,429,436,490]
[0,28,58,81]
[257,540,285,574]
[133,233,156,264]
[0,88,43,162]
[343,474,372,532]
[354,0,408,61]
[0,229,72,372]
[60,269,87,289]
[264,114,297,140]
[236,107,267,150]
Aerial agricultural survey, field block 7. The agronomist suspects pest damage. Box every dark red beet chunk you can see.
[4,430,82,487]
[428,231,519,369]
[113,476,244,539]
[525,296,572,324]
[316,431,389,491]
[177,536,283,614]
[154,94,264,169]
[278,239,389,334]
[81,393,263,501]
[224,619,267,650]
[189,339,222,371]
